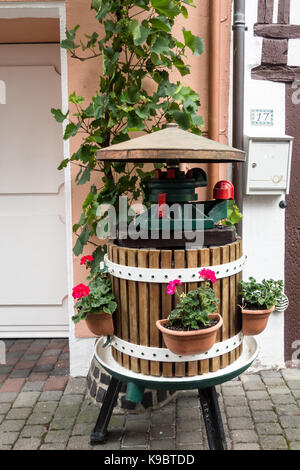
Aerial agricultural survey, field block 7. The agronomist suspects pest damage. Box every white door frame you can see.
[0,2,73,338]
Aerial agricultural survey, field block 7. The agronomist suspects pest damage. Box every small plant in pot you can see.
[156,269,223,355]
[239,277,284,336]
[72,256,117,336]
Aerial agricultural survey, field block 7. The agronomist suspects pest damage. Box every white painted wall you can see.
[242,0,287,368]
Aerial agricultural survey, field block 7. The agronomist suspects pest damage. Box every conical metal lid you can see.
[97,123,245,163]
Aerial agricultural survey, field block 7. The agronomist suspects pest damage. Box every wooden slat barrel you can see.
[108,240,243,377]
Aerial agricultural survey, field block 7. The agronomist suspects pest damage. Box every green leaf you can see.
[63,122,81,140]
[151,0,181,19]
[73,237,83,256]
[51,108,69,123]
[77,166,91,185]
[129,19,149,45]
[150,17,171,32]
[69,91,85,105]
[57,158,69,170]
[182,28,205,56]
[172,110,191,130]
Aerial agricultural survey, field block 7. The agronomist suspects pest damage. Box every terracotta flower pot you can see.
[85,311,114,336]
[242,305,275,336]
[156,314,223,355]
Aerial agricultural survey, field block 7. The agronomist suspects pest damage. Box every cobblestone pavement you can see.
[0,339,300,450]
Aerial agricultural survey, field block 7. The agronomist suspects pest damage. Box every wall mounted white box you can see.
[244,136,294,195]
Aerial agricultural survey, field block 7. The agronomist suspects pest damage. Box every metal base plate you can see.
[94,336,259,391]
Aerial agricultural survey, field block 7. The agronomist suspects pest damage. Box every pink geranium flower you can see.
[199,268,217,284]
[72,283,90,299]
[166,279,182,295]
[80,255,94,265]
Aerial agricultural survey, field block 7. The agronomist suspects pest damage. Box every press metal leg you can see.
[90,377,123,445]
[198,386,227,450]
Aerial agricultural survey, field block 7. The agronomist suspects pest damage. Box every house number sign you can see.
[251,109,274,126]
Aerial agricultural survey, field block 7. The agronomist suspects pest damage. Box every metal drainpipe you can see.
[232,0,246,237]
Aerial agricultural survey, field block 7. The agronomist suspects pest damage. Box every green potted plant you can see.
[239,277,284,336]
[72,256,117,336]
[156,269,223,355]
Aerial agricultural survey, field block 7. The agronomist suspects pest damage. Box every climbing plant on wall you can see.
[52,0,204,274]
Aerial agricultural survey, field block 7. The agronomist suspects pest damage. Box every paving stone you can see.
[246,390,269,400]
[259,435,288,450]
[44,429,71,443]
[285,428,300,441]
[0,403,11,414]
[13,438,41,450]
[108,415,125,430]
[21,354,40,362]
[175,443,204,450]
[248,400,274,411]
[289,442,300,450]
[14,360,36,370]
[233,443,261,450]
[36,356,58,366]
[176,430,203,445]
[0,374,8,384]
[22,381,45,392]
[0,378,26,393]
[223,396,248,407]
[177,407,200,419]
[271,394,296,405]
[20,425,47,438]
[93,440,121,450]
[262,378,286,387]
[241,376,266,391]
[9,369,32,379]
[125,419,150,433]
[225,406,251,418]
[260,369,282,378]
[0,445,12,450]
[27,412,53,425]
[176,395,200,408]
[66,435,94,450]
[28,372,49,382]
[291,389,300,399]
[33,401,58,414]
[256,422,283,435]
[9,343,29,352]
[268,387,291,396]
[0,419,25,432]
[251,411,278,423]
[41,349,61,358]
[54,404,81,419]
[0,431,19,445]
[59,394,83,406]
[176,418,201,432]
[227,417,254,430]
[274,404,300,415]
[12,392,40,408]
[40,443,66,450]
[49,417,76,430]
[43,376,68,391]
[0,392,18,403]
[64,377,87,395]
[6,407,32,420]
[151,411,175,425]
[231,429,258,444]
[72,422,94,435]
[122,432,148,447]
[279,415,300,428]
[32,364,54,373]
[150,424,175,439]
[221,387,246,397]
[149,439,176,450]
[39,391,63,402]
[281,369,300,380]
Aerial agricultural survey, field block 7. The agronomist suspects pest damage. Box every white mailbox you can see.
[244,136,294,195]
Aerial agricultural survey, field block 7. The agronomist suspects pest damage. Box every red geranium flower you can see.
[80,255,94,265]
[166,279,182,295]
[72,283,90,299]
[199,268,217,284]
